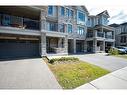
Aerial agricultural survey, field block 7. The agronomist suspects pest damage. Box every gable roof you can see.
[109,23,120,27]
[73,6,89,14]
[97,10,110,17]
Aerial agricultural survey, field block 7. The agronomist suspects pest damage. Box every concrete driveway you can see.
[0,58,61,89]
[72,53,127,72]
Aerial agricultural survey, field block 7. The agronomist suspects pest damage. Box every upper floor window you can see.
[78,11,85,21]
[66,8,69,17]
[59,24,65,32]
[61,7,65,16]
[77,27,84,35]
[67,24,72,33]
[48,6,53,15]
[103,17,108,25]
[70,10,74,18]
[121,36,126,43]
[47,22,57,31]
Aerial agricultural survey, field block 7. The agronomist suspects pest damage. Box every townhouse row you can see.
[0,6,115,59]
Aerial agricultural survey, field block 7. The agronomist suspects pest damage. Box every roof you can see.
[109,23,120,27]
[121,22,127,25]
[96,10,110,17]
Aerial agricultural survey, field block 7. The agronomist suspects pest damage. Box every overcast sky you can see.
[84,0,127,24]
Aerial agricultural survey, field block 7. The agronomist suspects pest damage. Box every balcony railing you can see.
[87,32,94,38]
[46,22,66,33]
[105,35,113,39]
[97,32,104,37]
[0,13,40,30]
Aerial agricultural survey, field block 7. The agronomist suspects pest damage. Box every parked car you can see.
[117,46,127,54]
[115,46,127,54]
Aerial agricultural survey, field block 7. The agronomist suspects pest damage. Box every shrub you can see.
[49,57,79,64]
[108,48,119,55]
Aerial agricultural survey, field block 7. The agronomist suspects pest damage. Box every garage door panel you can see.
[0,40,40,59]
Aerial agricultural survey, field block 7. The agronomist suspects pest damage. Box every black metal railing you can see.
[0,13,40,30]
[97,32,104,37]
[105,35,113,39]
[46,22,66,33]
[86,32,94,38]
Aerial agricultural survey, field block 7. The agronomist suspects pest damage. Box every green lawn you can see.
[47,59,109,89]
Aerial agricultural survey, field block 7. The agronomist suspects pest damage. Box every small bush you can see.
[108,48,119,55]
[49,57,79,64]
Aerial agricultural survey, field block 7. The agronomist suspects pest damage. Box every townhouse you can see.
[110,23,127,47]
[0,6,115,59]
[86,10,115,53]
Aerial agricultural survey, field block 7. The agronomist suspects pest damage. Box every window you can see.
[66,8,69,17]
[121,36,126,43]
[70,10,74,18]
[48,6,53,15]
[103,17,108,25]
[47,22,57,31]
[61,7,65,16]
[77,27,84,35]
[78,11,85,21]
[67,24,72,33]
[2,14,11,26]
[59,24,65,32]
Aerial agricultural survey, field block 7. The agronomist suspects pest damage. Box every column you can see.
[84,40,87,53]
[58,38,62,48]
[64,36,68,54]
[94,30,97,37]
[73,39,76,53]
[103,41,105,52]
[40,33,47,56]
[101,27,104,37]
[40,10,46,30]
[93,39,97,53]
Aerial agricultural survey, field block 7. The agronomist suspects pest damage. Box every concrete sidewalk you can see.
[76,66,127,89]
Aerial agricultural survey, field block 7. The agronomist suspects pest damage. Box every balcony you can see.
[0,13,40,30]
[105,35,113,39]
[97,32,104,38]
[46,22,66,33]
[87,32,94,38]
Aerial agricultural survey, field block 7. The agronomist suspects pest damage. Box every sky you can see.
[84,0,127,24]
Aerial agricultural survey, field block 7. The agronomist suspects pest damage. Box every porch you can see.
[68,39,85,54]
[46,36,68,55]
[86,40,114,53]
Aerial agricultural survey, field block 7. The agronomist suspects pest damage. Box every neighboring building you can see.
[86,10,115,53]
[110,23,127,47]
[0,6,115,59]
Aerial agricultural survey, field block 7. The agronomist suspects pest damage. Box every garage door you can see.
[0,39,40,59]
